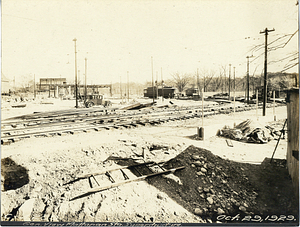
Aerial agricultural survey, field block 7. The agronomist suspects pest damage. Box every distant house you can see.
[39,78,67,91]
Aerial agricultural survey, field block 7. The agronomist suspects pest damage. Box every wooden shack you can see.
[286,88,299,199]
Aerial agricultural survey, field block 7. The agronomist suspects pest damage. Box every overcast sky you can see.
[2,0,298,86]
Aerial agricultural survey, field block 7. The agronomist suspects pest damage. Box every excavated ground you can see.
[1,99,299,225]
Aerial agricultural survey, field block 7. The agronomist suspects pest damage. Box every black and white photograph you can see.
[1,0,299,226]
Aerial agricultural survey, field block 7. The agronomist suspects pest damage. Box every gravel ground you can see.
[1,97,298,225]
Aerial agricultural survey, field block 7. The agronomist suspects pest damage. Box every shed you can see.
[286,88,299,199]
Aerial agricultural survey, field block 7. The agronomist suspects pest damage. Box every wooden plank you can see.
[11,104,26,108]
[120,103,142,110]
[286,89,299,199]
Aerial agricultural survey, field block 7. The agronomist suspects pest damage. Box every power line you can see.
[268,52,298,64]
[246,30,298,62]
[268,30,298,51]
[281,63,298,72]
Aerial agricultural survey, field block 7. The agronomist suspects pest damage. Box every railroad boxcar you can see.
[144,86,175,99]
[185,88,199,97]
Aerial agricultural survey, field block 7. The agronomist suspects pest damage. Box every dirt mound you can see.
[144,145,298,223]
[147,145,257,221]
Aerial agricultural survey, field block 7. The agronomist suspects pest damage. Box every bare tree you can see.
[171,72,191,93]
[211,67,226,92]
[199,69,216,92]
[19,74,34,93]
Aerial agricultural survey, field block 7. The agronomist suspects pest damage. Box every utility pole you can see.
[120,76,123,103]
[223,67,226,95]
[156,71,158,99]
[233,67,236,91]
[246,55,254,104]
[84,58,87,103]
[197,68,200,98]
[228,64,231,100]
[78,70,80,95]
[151,57,154,102]
[161,67,164,101]
[260,28,275,116]
[33,74,36,99]
[233,67,236,113]
[127,71,129,102]
[73,38,78,108]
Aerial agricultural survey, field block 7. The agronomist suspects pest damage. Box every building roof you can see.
[1,72,10,82]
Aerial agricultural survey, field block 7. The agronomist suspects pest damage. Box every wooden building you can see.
[286,88,299,199]
[38,77,112,98]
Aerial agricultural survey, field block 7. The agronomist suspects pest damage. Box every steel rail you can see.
[1,103,216,129]
[1,103,283,145]
[3,106,118,121]
[0,109,210,140]
[0,109,200,136]
[1,102,219,124]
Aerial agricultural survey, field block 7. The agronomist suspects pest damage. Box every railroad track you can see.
[1,103,282,145]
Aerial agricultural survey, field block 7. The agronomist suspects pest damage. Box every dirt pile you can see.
[145,145,298,223]
[147,145,257,221]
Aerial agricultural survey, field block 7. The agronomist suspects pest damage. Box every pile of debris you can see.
[120,101,176,111]
[217,119,275,144]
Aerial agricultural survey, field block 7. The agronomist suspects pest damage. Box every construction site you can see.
[1,0,299,226]
[1,84,299,225]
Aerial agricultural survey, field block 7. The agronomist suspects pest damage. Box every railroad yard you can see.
[1,95,298,225]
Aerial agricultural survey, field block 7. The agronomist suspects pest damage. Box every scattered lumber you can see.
[11,104,26,108]
[120,102,156,110]
[120,103,142,110]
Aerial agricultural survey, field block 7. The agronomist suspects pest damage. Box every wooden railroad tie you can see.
[66,162,185,201]
[1,103,285,145]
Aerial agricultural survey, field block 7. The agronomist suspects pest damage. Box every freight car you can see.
[185,88,199,97]
[144,86,175,99]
